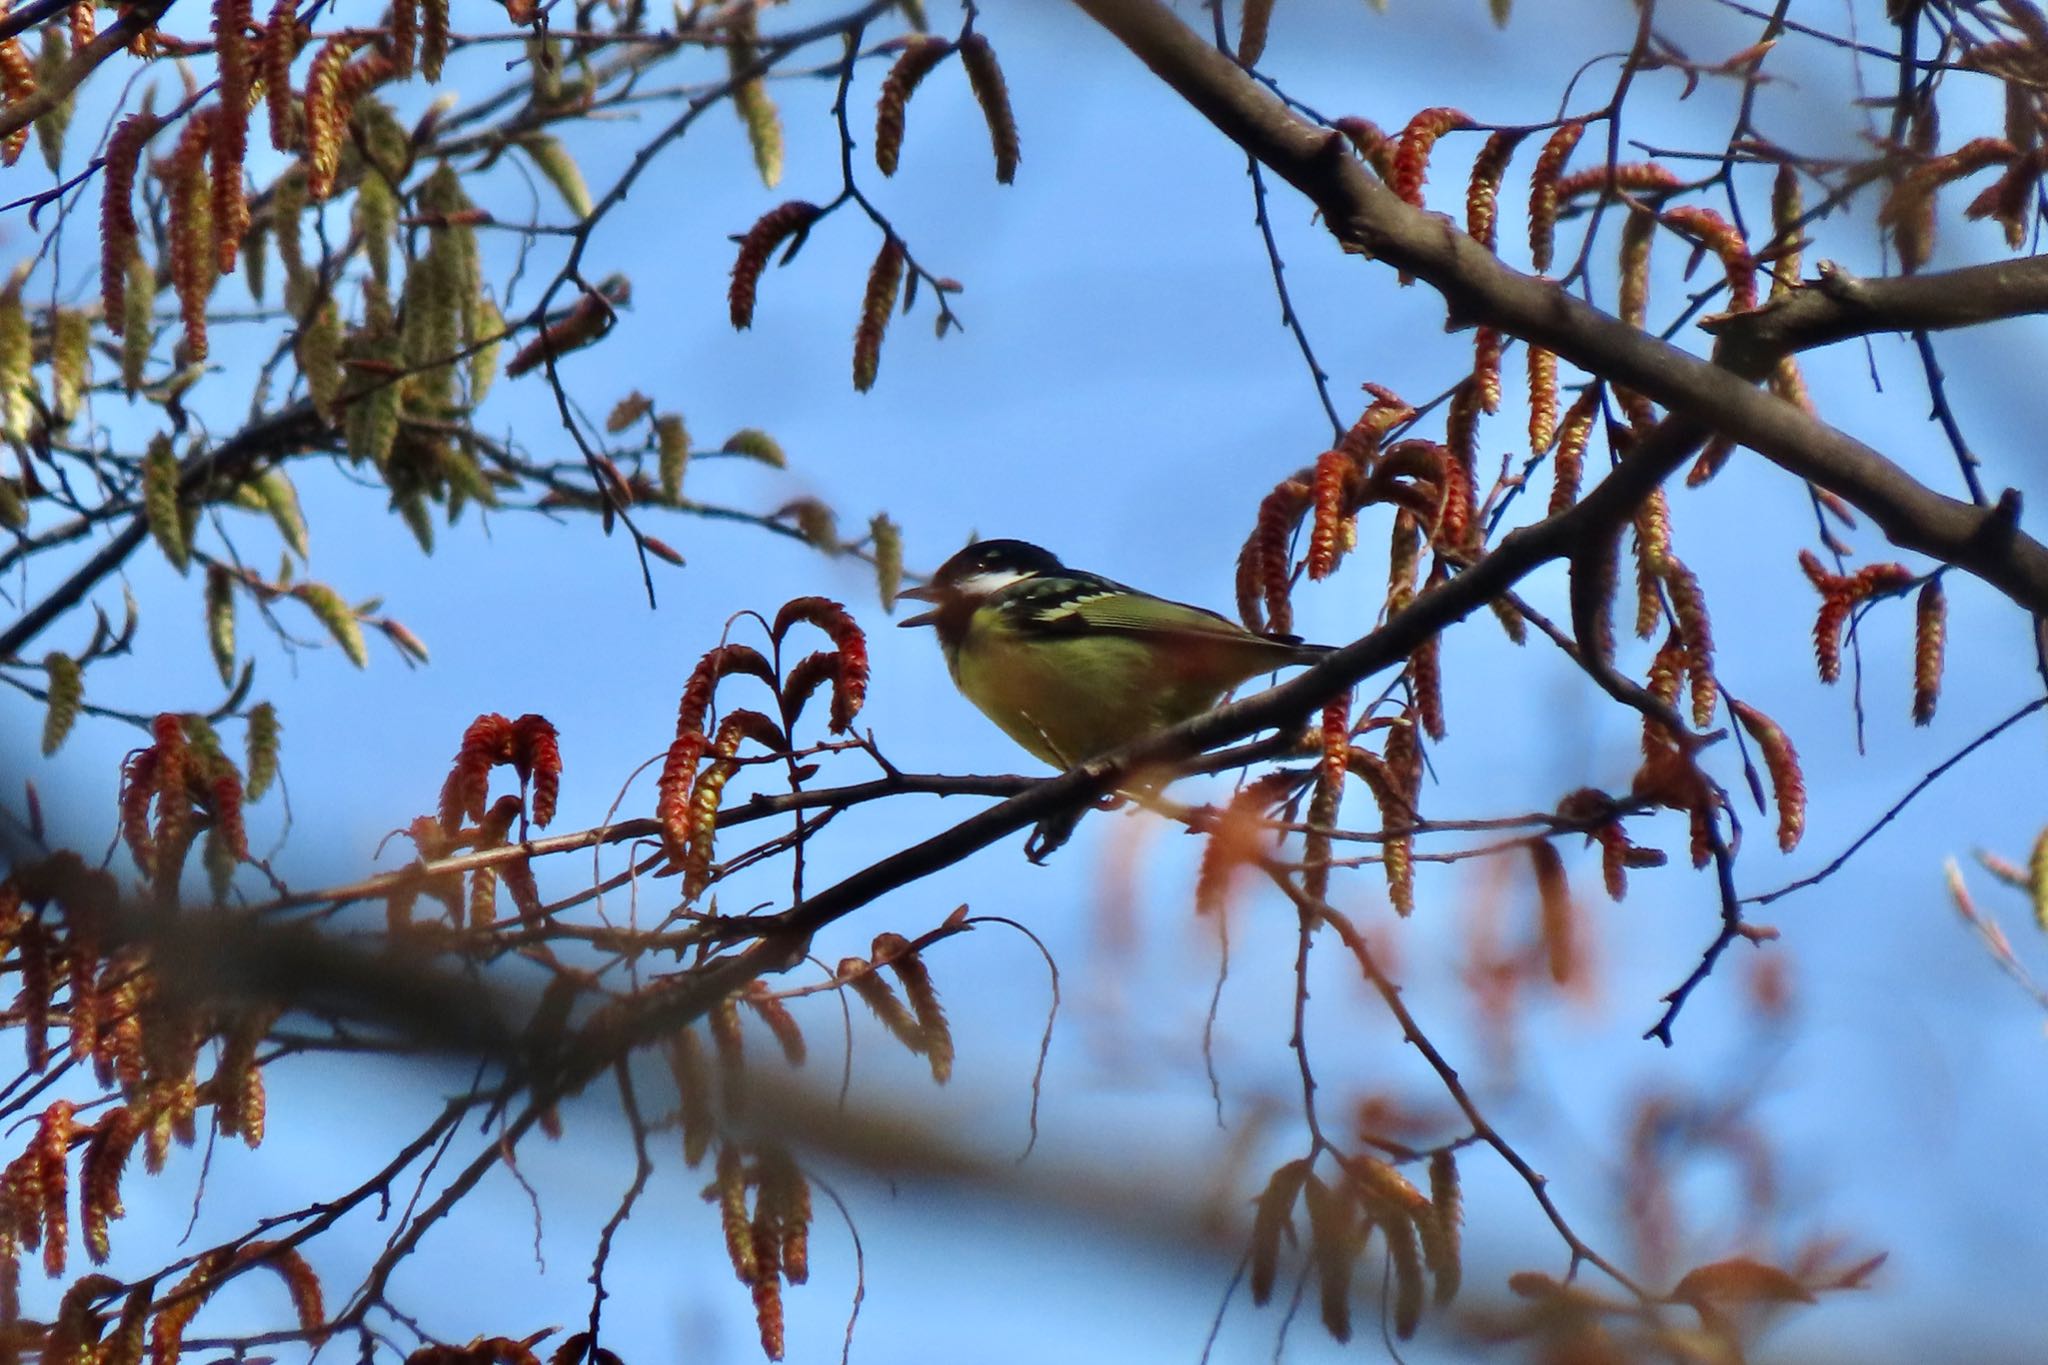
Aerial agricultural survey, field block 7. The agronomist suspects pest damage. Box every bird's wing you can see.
[1001,574,1284,649]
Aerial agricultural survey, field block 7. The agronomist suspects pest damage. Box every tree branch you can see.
[0,0,174,142]
[1700,256,2048,354]
[1067,0,2048,618]
[0,401,324,662]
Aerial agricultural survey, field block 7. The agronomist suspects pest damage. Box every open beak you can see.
[896,582,941,628]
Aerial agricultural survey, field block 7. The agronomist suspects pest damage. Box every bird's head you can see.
[897,539,1064,630]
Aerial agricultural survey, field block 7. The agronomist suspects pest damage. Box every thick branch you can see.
[1701,257,2048,354]
[0,0,174,141]
[1068,0,2048,618]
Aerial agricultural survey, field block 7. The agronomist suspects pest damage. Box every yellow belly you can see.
[949,628,1277,768]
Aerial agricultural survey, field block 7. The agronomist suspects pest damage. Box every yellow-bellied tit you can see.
[898,539,1333,769]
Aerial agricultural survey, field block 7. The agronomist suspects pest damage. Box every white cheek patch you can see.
[957,568,1033,596]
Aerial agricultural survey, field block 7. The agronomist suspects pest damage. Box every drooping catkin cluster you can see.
[1529,839,1576,985]
[656,605,868,885]
[851,238,904,392]
[774,596,869,731]
[1390,106,1472,207]
[420,0,449,80]
[679,709,785,899]
[707,1139,813,1360]
[1300,691,1352,906]
[1528,120,1585,273]
[117,713,252,900]
[1659,204,1757,312]
[166,111,221,362]
[288,581,368,666]
[1912,577,1947,725]
[1556,787,1667,903]
[1730,701,1807,853]
[211,0,254,272]
[1464,129,1524,251]
[1307,449,1352,581]
[1797,549,1920,691]
[0,33,34,167]
[956,32,1019,184]
[1880,134,2032,270]
[726,8,782,188]
[263,0,299,149]
[1244,1149,1463,1343]
[1664,559,1717,727]
[1549,387,1597,514]
[0,277,25,442]
[1195,769,1310,916]
[140,1240,326,1365]
[1236,0,1275,64]
[435,712,563,836]
[40,652,81,756]
[837,932,955,1083]
[301,36,353,199]
[728,201,819,328]
[504,277,625,377]
[874,36,951,176]
[868,512,904,608]
[0,855,293,1274]
[100,114,158,333]
[1237,470,1310,635]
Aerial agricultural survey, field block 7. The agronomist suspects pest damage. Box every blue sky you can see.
[9,1,2048,1360]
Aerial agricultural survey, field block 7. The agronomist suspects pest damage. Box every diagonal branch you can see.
[0,0,174,142]
[1067,0,2048,619]
[0,401,325,662]
[1700,256,2048,354]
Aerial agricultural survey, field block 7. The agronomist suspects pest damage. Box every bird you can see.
[897,539,1332,769]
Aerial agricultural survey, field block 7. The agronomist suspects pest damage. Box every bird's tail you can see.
[1259,632,1335,665]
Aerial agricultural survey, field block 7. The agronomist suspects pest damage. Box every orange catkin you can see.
[1236,0,1275,64]
[772,597,868,732]
[873,37,951,176]
[511,713,561,828]
[1465,129,1524,250]
[1549,387,1597,515]
[956,33,1019,184]
[212,0,255,273]
[1731,701,1805,852]
[263,0,299,151]
[421,0,449,79]
[1552,161,1682,201]
[100,114,159,332]
[1411,630,1445,742]
[1528,120,1586,273]
[1307,449,1350,580]
[166,113,218,362]
[852,238,905,392]
[0,36,32,167]
[1529,841,1573,985]
[1472,326,1503,414]
[1238,473,1310,634]
[1660,204,1757,311]
[1912,577,1946,725]
[728,200,820,330]
[302,36,353,200]
[1527,345,1558,454]
[1391,106,1471,207]
[438,713,515,833]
